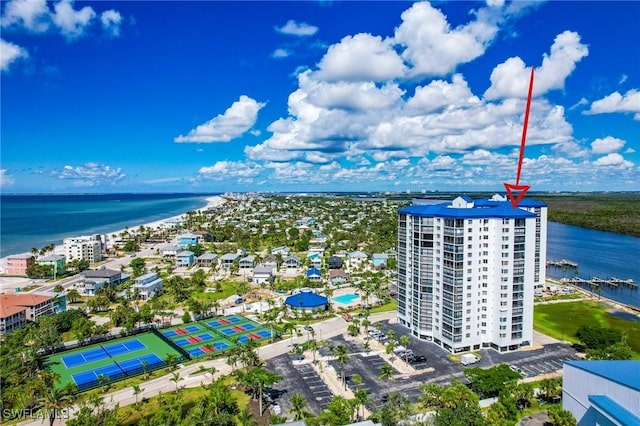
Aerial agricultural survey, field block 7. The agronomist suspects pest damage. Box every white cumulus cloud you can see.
[100,9,122,37]
[584,89,640,120]
[592,153,634,168]
[0,0,50,32]
[394,1,502,78]
[0,38,28,71]
[52,0,96,40]
[484,31,588,100]
[591,136,625,154]
[1,0,122,41]
[175,95,266,143]
[275,20,318,36]
[199,160,263,181]
[56,162,125,186]
[314,33,406,82]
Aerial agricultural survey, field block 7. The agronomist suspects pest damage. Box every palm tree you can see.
[170,371,183,392]
[385,340,397,363]
[282,322,297,347]
[67,288,81,304]
[353,387,371,421]
[132,384,144,406]
[334,344,350,389]
[399,335,411,363]
[38,387,75,426]
[378,364,395,399]
[289,392,308,421]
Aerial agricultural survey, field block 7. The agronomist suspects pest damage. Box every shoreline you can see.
[546,277,640,315]
[0,195,226,278]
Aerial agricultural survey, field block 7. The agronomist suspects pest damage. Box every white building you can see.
[64,235,103,264]
[131,272,163,301]
[563,360,640,425]
[396,195,547,353]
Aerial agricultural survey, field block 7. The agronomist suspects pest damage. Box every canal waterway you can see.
[546,222,640,309]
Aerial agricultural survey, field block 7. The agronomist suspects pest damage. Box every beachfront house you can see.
[329,269,350,286]
[252,264,274,285]
[305,267,322,283]
[37,254,66,276]
[178,233,200,249]
[308,237,326,254]
[262,254,278,271]
[328,255,344,269]
[239,255,256,270]
[372,253,389,269]
[161,244,180,257]
[131,272,163,301]
[5,254,34,276]
[220,253,240,269]
[347,251,369,269]
[196,253,218,268]
[284,254,301,269]
[77,268,121,296]
[307,252,322,269]
[176,251,195,267]
[271,246,290,257]
[81,268,121,286]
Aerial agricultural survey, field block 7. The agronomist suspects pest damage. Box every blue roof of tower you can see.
[399,196,544,219]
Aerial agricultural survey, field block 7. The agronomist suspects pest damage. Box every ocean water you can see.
[0,193,216,258]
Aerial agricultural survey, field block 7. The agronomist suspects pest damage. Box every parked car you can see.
[410,355,427,364]
[304,325,314,332]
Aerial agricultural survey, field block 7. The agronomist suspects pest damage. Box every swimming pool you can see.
[332,293,360,304]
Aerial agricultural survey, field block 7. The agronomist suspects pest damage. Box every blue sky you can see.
[1,0,639,194]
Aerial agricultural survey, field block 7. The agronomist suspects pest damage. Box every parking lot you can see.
[266,352,333,416]
[265,318,580,416]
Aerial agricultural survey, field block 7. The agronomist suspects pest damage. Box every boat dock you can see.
[565,276,637,289]
[546,259,579,268]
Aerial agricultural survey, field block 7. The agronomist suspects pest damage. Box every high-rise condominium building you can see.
[397,194,547,353]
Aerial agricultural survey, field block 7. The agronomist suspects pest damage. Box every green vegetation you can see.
[534,193,640,237]
[534,301,640,357]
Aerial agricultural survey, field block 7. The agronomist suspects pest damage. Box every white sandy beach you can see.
[0,195,226,286]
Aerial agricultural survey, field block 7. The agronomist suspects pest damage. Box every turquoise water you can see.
[0,193,217,258]
[333,293,360,304]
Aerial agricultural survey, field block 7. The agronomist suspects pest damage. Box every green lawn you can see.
[534,301,640,356]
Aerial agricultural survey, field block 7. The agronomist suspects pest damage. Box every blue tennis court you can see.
[241,323,256,330]
[162,330,178,338]
[213,341,230,350]
[117,354,164,374]
[72,363,124,388]
[184,325,200,332]
[257,330,270,338]
[62,348,109,368]
[103,339,146,356]
[188,348,205,357]
[174,338,190,347]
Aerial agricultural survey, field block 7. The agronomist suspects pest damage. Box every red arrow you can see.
[504,67,535,208]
